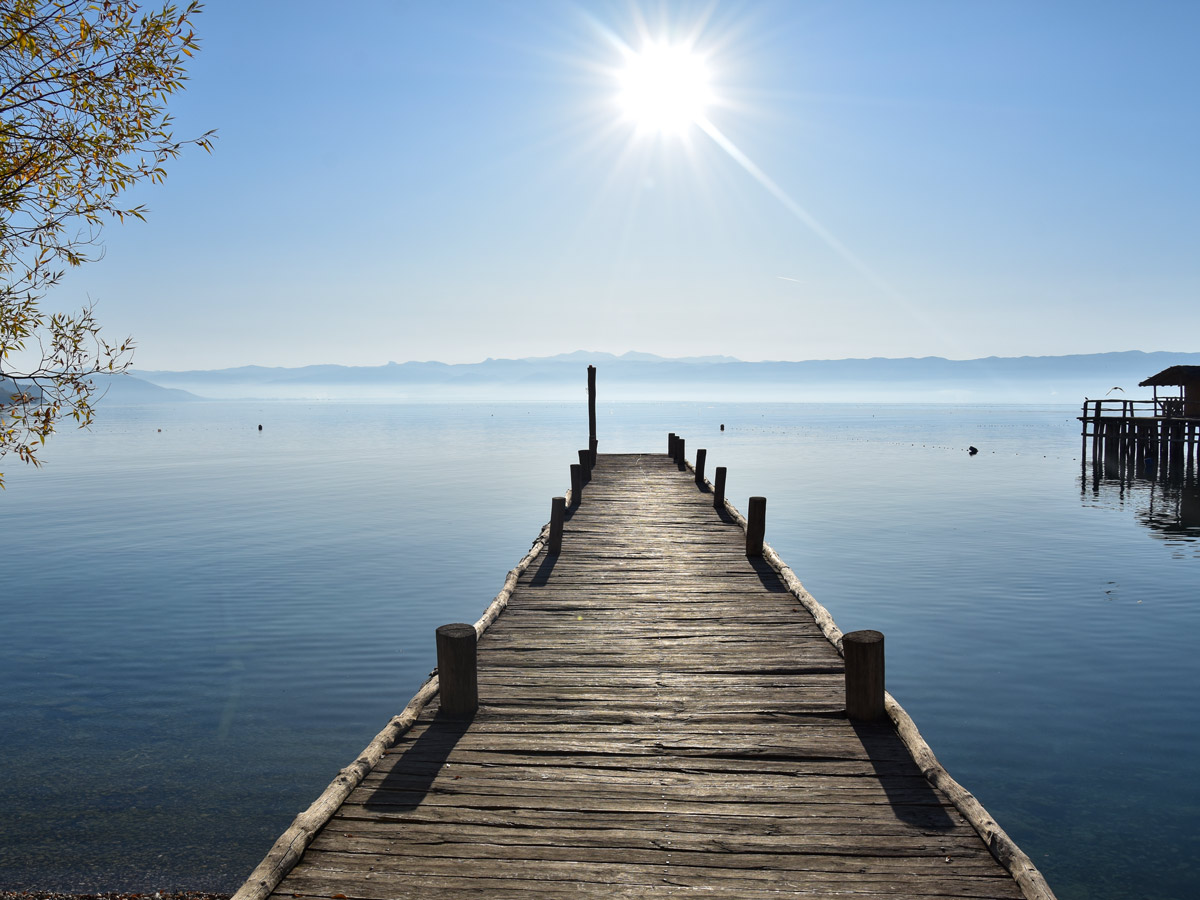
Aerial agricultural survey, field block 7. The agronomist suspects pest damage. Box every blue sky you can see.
[53,1,1199,369]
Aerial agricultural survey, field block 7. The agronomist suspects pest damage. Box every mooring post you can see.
[590,437,598,468]
[844,630,885,721]
[587,365,597,463]
[570,463,583,505]
[549,496,565,555]
[713,466,727,508]
[578,449,591,485]
[435,623,478,717]
[695,448,707,486]
[676,437,686,470]
[668,432,676,456]
[746,495,766,555]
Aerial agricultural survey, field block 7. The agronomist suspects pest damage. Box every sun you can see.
[617,42,712,135]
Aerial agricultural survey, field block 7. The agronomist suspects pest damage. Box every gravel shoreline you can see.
[0,893,230,900]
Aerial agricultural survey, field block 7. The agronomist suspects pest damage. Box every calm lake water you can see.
[1,400,1196,899]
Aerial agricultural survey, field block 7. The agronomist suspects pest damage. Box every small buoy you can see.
[157,428,161,433]
[968,446,978,455]
[258,424,263,431]
[720,424,725,431]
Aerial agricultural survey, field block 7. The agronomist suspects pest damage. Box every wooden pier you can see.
[1081,398,1200,482]
[233,443,1054,899]
[1082,367,1200,482]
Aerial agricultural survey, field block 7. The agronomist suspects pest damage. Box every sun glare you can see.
[617,43,712,135]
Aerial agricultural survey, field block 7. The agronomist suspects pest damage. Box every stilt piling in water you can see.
[1081,396,1199,483]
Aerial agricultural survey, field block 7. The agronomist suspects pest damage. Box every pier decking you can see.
[236,452,1050,900]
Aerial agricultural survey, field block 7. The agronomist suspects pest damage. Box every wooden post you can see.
[746,496,766,555]
[676,437,686,470]
[844,630,885,721]
[578,449,591,485]
[549,496,565,555]
[713,466,727,508]
[668,432,676,456]
[570,463,583,505]
[587,365,597,460]
[695,448,706,486]
[1084,400,1094,460]
[590,437,598,468]
[436,623,478,717]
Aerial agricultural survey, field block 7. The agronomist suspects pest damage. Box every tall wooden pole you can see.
[587,365,597,465]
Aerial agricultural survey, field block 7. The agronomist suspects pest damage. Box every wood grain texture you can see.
[246,453,1049,900]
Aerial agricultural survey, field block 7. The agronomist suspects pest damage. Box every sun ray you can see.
[691,115,958,346]
[694,116,895,296]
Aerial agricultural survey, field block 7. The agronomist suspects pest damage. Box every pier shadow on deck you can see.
[851,720,958,829]
[362,711,474,813]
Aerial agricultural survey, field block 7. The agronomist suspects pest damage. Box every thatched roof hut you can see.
[1139,366,1200,416]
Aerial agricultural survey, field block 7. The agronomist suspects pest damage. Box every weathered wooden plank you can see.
[300,841,1013,877]
[313,818,996,851]
[279,857,1022,898]
[331,802,975,832]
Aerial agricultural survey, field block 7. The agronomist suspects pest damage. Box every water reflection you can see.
[1138,479,1200,537]
[1081,462,1200,547]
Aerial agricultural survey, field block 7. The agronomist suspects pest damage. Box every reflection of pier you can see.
[1080,366,1200,481]
[1081,461,1200,543]
[1141,480,1200,536]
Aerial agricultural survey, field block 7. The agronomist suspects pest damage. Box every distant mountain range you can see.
[131,350,1200,403]
[3,372,198,404]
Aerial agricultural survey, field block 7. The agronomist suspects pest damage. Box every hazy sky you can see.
[52,1,1199,369]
